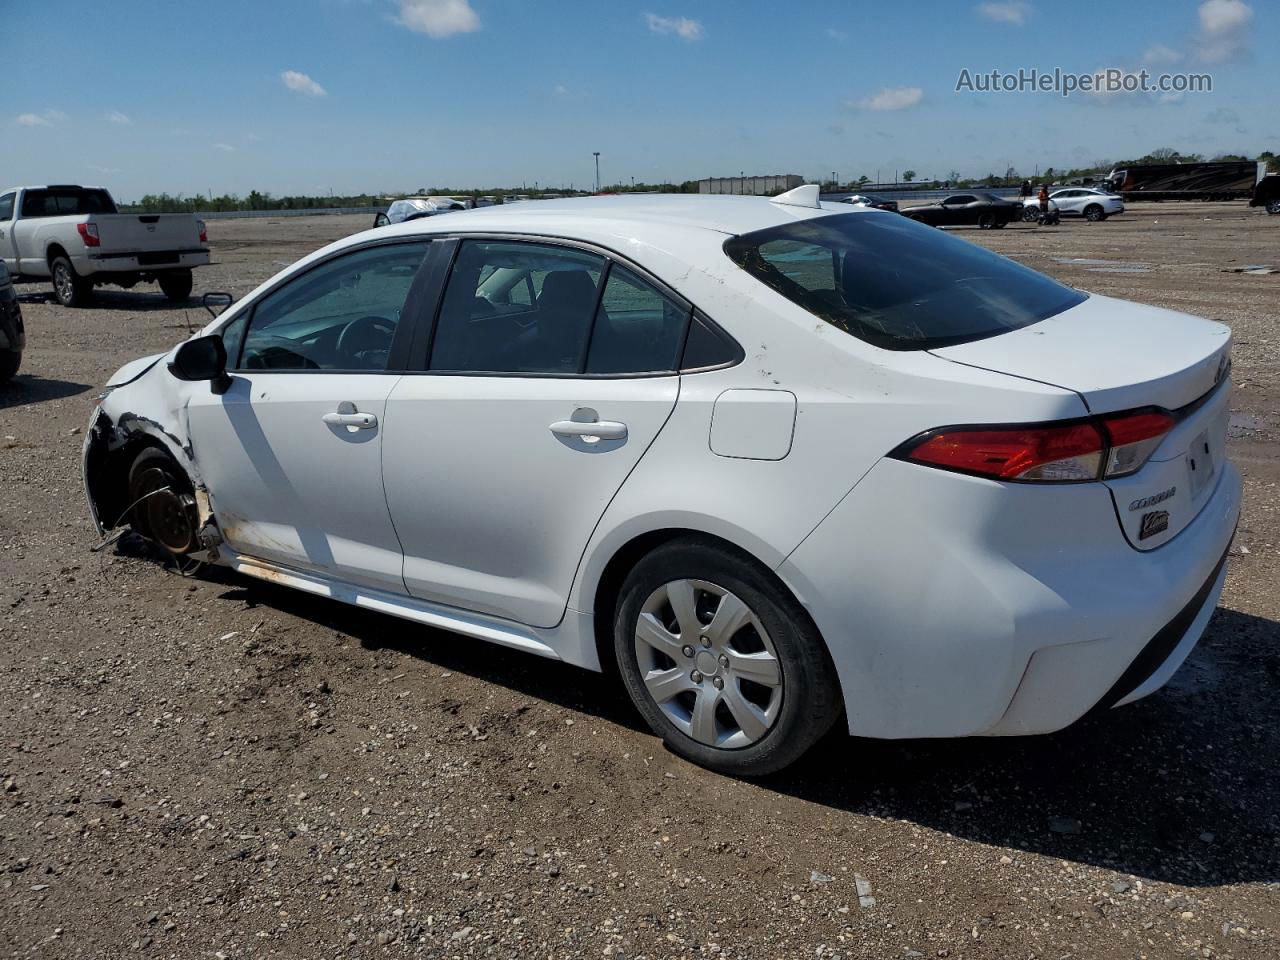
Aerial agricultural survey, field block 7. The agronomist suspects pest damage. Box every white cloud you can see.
[850,86,924,111]
[825,27,847,41]
[975,1,1031,26]
[393,0,480,38]
[1196,0,1252,62]
[1160,90,1186,103]
[15,109,64,127]
[246,132,261,142]
[645,13,703,41]
[214,142,236,152]
[1143,44,1184,64]
[106,110,132,125]
[1206,106,1240,124]
[281,70,327,97]
[553,84,568,96]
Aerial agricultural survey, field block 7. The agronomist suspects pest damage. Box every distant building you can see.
[697,174,804,196]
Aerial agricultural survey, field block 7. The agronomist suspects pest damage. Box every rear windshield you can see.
[20,188,117,218]
[724,211,1086,350]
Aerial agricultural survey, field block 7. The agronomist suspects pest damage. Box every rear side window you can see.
[585,265,689,374]
[724,212,1086,351]
[19,188,117,217]
[0,193,14,221]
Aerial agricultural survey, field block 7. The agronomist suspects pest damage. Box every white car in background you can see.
[84,187,1239,775]
[373,196,467,228]
[1022,188,1125,222]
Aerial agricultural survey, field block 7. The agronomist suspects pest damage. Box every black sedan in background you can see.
[900,192,1021,228]
[839,194,900,212]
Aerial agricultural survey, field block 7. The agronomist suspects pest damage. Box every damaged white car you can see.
[84,188,1240,775]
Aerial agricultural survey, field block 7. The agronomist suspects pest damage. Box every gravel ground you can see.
[2,202,1278,959]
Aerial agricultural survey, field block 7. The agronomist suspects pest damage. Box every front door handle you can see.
[550,412,627,441]
[323,401,378,430]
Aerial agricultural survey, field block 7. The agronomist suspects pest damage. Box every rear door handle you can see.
[550,417,627,441]
[323,401,378,430]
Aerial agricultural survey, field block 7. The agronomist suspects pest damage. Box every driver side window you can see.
[236,242,428,372]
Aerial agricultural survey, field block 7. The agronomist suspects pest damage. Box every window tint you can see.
[430,241,604,374]
[237,243,427,371]
[0,194,14,221]
[945,195,975,205]
[585,265,688,374]
[681,313,741,370]
[724,212,1086,351]
[19,188,116,218]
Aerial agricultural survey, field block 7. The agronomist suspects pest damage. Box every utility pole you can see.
[593,152,601,193]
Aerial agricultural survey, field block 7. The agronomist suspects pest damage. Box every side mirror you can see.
[373,212,390,228]
[168,334,231,394]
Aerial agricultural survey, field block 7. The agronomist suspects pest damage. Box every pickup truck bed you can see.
[0,185,209,307]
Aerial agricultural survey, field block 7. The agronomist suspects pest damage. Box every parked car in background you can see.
[1250,176,1280,214]
[373,196,467,228]
[1022,188,1124,222]
[0,260,24,383]
[0,186,209,307]
[901,192,1021,228]
[85,188,1240,775]
[839,194,899,212]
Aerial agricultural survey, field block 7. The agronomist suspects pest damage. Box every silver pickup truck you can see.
[0,185,210,307]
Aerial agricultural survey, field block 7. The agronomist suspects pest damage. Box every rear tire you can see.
[51,256,91,307]
[1266,200,1280,215]
[977,212,995,229]
[158,270,193,302]
[1084,204,1105,222]
[0,349,19,384]
[613,538,842,776]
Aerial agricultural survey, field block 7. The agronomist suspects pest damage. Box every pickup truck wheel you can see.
[158,270,193,302]
[0,349,20,385]
[51,256,91,307]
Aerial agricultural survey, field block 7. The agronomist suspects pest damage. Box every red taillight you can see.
[76,222,100,247]
[902,422,1105,482]
[197,219,207,244]
[898,409,1177,484]
[1100,410,1175,478]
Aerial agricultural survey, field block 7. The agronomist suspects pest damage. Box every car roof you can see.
[376,193,864,245]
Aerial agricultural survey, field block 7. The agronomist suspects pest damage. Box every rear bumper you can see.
[80,249,209,274]
[777,456,1242,739]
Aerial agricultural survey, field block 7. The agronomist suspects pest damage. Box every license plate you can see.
[1187,430,1216,499]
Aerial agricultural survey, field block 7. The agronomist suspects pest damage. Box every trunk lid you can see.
[90,214,201,254]
[931,294,1233,550]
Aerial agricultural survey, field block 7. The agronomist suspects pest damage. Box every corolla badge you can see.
[1129,486,1176,511]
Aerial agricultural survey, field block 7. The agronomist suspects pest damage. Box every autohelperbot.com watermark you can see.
[956,67,1212,98]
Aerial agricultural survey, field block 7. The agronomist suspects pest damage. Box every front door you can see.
[382,238,688,627]
[186,240,432,593]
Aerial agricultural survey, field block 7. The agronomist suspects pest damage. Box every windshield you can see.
[724,212,1086,351]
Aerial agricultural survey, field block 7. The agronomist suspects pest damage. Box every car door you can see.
[184,239,434,593]
[1055,190,1083,215]
[942,195,974,225]
[381,237,686,628]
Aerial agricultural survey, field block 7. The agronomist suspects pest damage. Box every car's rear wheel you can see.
[1266,200,1280,215]
[51,256,91,307]
[993,220,1007,228]
[158,269,193,302]
[1084,204,1105,222]
[127,448,200,555]
[613,538,842,776]
[0,349,20,384]
[977,212,995,229]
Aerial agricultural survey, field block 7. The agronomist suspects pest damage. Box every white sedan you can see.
[1022,188,1125,222]
[84,187,1239,775]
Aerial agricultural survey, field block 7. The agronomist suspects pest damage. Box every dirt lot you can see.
[2,202,1278,959]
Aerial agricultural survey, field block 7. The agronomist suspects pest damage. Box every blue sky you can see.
[6,0,1274,200]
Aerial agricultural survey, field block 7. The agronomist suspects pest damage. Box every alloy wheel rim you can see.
[634,579,783,749]
[54,265,72,301]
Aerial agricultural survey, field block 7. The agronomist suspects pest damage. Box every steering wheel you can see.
[336,315,395,362]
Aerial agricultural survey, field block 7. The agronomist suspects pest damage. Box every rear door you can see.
[0,193,16,271]
[381,237,687,627]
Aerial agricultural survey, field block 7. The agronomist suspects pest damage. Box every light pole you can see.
[593,152,601,193]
